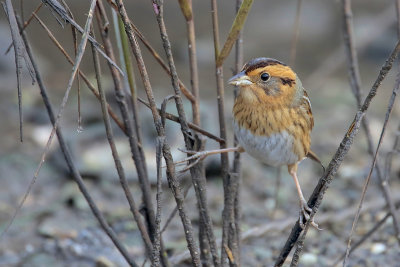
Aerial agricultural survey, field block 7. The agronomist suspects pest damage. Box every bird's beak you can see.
[228,71,252,86]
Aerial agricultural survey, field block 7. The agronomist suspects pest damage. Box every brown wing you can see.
[302,90,314,129]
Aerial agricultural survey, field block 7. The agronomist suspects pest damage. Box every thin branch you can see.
[105,0,195,103]
[333,213,391,266]
[32,13,127,135]
[216,0,253,67]
[138,97,224,144]
[16,13,137,267]
[170,194,400,265]
[341,0,400,245]
[90,24,155,264]
[275,40,400,267]
[305,5,395,89]
[115,1,201,265]
[5,2,43,55]
[177,0,212,263]
[41,0,123,74]
[152,1,220,266]
[1,0,95,240]
[343,73,400,267]
[210,1,232,266]
[3,0,36,142]
[228,0,245,265]
[96,3,161,255]
[177,0,200,124]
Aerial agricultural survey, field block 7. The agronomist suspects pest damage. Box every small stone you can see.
[96,256,115,267]
[300,253,318,265]
[370,243,386,254]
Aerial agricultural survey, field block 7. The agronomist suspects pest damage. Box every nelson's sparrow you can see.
[229,57,321,228]
[178,57,322,228]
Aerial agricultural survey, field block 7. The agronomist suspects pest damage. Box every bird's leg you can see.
[288,164,320,230]
[175,146,244,169]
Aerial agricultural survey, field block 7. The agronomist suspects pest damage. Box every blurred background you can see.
[1,0,400,266]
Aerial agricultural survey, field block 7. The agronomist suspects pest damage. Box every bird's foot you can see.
[299,199,322,230]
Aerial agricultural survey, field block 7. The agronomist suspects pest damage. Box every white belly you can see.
[233,120,299,166]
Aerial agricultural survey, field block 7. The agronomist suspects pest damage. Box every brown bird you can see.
[177,57,322,228]
[228,57,322,228]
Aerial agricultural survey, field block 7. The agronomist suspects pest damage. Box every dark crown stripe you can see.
[243,57,287,74]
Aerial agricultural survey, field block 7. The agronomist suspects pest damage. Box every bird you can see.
[228,57,322,228]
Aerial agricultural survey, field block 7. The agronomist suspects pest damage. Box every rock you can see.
[370,243,386,254]
[300,253,318,265]
[96,256,115,267]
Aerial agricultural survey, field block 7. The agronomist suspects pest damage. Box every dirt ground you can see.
[1,1,400,266]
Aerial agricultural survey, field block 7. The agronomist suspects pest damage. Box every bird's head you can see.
[228,57,303,106]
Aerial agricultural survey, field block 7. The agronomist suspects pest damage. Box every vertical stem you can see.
[210,1,231,266]
[18,16,137,267]
[115,1,201,265]
[96,1,158,248]
[178,0,214,264]
[230,0,244,265]
[342,0,400,244]
[90,25,155,264]
[153,1,220,266]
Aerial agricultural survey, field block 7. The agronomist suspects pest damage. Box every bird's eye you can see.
[260,73,270,81]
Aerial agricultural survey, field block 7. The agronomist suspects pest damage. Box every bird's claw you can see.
[299,200,322,230]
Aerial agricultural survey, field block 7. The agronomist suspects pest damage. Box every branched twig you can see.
[16,12,137,267]
[90,25,155,264]
[275,40,400,267]
[170,194,400,265]
[177,0,212,263]
[1,0,95,240]
[5,2,43,55]
[152,1,220,266]
[216,0,253,68]
[138,97,224,144]
[3,0,36,142]
[343,72,400,267]
[115,1,201,265]
[41,0,123,73]
[341,0,400,248]
[95,4,162,260]
[32,13,126,134]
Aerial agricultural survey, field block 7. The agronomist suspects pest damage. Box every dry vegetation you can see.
[1,0,400,266]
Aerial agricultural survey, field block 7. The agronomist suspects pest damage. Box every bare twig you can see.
[115,1,201,265]
[5,2,43,55]
[343,73,400,267]
[153,1,220,266]
[139,97,224,144]
[32,13,126,134]
[333,213,392,266]
[210,1,235,265]
[170,194,400,265]
[228,0,245,264]
[305,5,395,89]
[177,0,212,263]
[41,0,123,73]
[3,0,36,142]
[1,0,95,240]
[275,40,400,267]
[95,4,161,258]
[90,25,154,264]
[341,0,400,248]
[216,0,253,68]
[17,13,137,267]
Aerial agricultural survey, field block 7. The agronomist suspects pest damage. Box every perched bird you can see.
[228,57,322,228]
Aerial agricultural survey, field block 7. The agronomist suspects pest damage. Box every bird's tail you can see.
[307,150,325,173]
